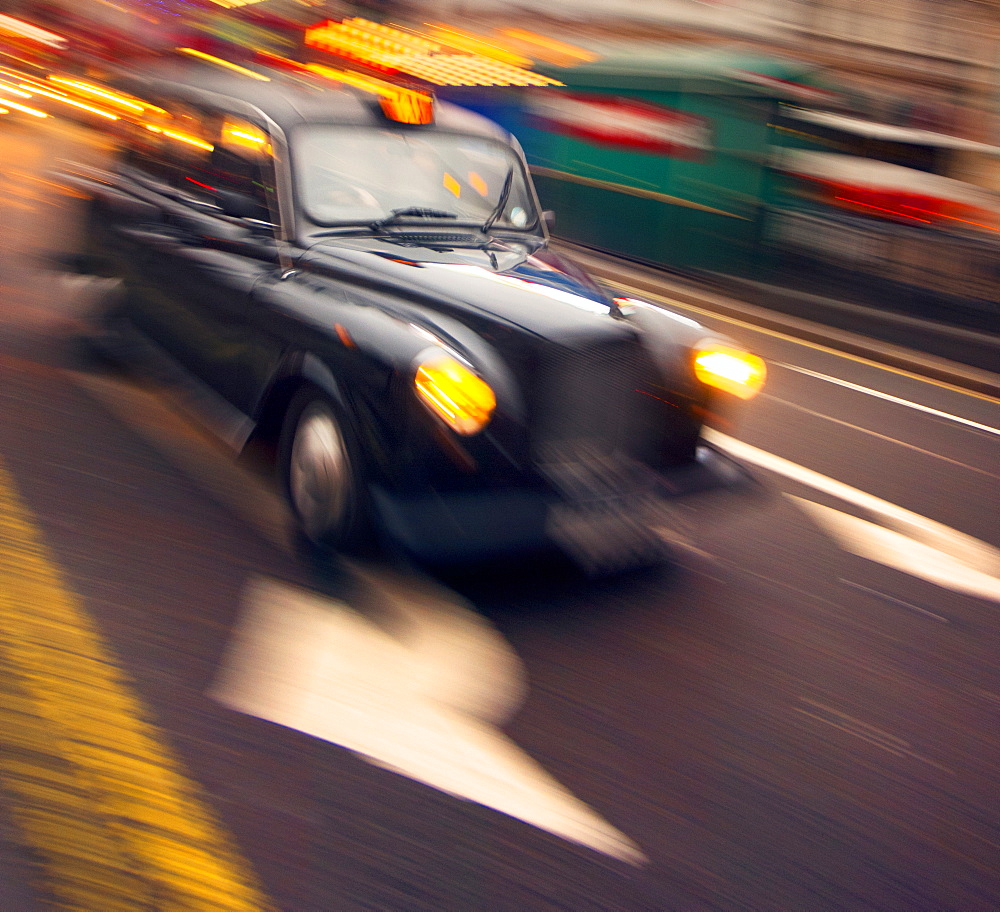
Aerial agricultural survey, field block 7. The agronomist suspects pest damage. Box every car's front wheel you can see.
[279,388,369,553]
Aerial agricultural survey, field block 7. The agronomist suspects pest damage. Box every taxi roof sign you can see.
[379,91,434,125]
[302,60,435,124]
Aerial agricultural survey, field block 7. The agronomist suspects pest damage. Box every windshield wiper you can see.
[311,208,461,238]
[482,167,513,234]
[370,207,459,231]
[309,224,385,238]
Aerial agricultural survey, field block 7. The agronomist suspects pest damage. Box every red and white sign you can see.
[529,92,711,159]
[728,69,835,104]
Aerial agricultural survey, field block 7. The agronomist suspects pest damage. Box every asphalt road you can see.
[1,116,998,911]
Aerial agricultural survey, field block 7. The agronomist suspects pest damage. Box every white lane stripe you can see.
[777,363,1000,438]
[838,579,950,624]
[761,394,1000,480]
[705,430,1000,599]
[792,496,1000,604]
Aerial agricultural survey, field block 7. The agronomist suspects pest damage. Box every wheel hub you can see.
[289,405,350,539]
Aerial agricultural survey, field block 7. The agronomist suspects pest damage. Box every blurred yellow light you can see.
[693,344,766,400]
[19,85,118,119]
[306,18,441,56]
[227,129,264,143]
[305,18,562,87]
[342,18,441,52]
[499,29,598,65]
[0,82,32,98]
[442,173,460,197]
[160,128,214,151]
[222,119,269,151]
[48,77,147,113]
[2,98,46,117]
[423,24,532,67]
[177,49,270,81]
[303,62,434,124]
[415,354,496,435]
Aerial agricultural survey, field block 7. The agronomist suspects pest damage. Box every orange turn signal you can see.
[693,342,766,400]
[414,353,496,435]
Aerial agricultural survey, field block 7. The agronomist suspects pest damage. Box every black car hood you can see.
[302,235,626,342]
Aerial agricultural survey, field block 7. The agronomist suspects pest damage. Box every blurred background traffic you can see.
[1,0,999,358]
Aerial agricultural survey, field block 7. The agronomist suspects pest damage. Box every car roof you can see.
[116,61,510,142]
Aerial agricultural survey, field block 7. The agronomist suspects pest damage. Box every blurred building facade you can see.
[3,0,997,142]
[430,0,1000,144]
[756,0,1000,142]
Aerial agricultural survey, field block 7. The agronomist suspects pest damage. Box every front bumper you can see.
[370,443,761,567]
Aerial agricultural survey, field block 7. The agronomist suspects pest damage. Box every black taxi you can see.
[68,60,766,571]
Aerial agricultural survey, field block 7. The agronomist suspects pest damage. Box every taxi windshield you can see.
[293,125,539,231]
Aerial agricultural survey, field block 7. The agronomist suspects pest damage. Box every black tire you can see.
[278,387,371,554]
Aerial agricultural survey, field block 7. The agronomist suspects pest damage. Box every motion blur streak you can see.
[0,98,46,118]
[46,78,146,114]
[16,85,118,120]
[0,458,272,910]
[176,48,271,81]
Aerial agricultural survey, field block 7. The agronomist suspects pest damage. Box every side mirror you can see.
[542,210,555,233]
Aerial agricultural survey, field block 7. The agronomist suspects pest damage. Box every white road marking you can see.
[706,430,1000,604]
[838,579,950,624]
[212,576,647,866]
[73,366,995,847]
[776,363,1000,438]
[793,497,1000,604]
[761,394,1000,480]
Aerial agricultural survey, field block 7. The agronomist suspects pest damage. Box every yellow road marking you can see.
[0,455,272,910]
[608,278,1000,406]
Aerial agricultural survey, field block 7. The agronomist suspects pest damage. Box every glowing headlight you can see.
[414,352,496,435]
[693,342,766,400]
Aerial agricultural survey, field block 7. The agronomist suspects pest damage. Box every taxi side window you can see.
[122,101,276,226]
[123,100,214,191]
[204,116,276,224]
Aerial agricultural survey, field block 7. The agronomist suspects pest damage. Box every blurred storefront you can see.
[447,47,834,275]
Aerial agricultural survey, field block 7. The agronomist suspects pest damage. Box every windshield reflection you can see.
[293,126,538,230]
